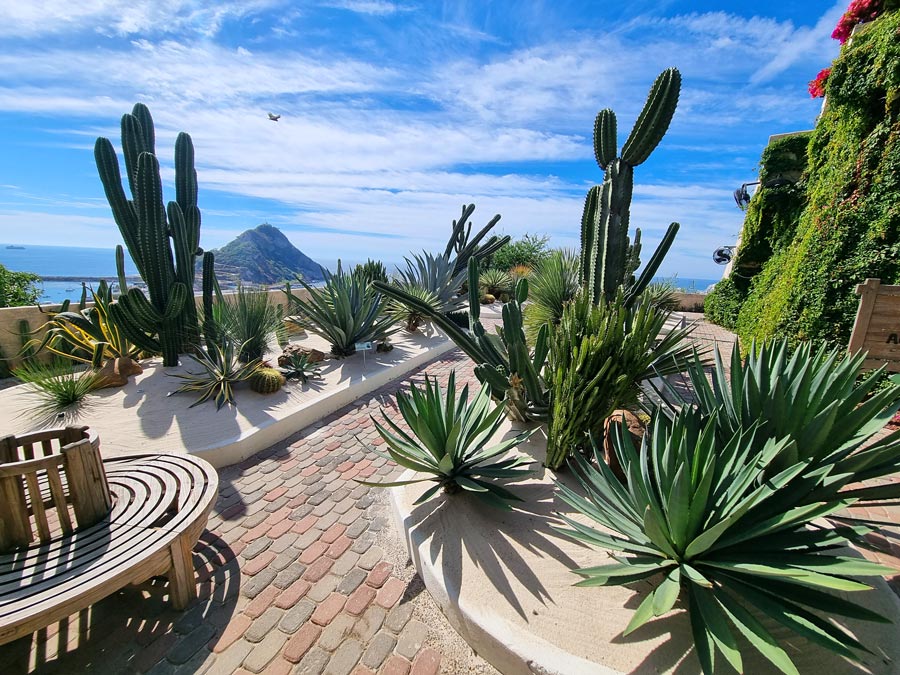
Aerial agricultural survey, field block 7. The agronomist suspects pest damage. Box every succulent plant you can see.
[95,103,213,366]
[278,352,322,383]
[171,339,260,409]
[581,69,681,307]
[479,268,512,297]
[249,367,285,394]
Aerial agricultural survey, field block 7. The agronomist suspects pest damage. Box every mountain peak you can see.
[210,223,324,285]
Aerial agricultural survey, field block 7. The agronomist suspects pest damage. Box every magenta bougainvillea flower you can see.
[832,0,882,43]
[808,68,831,98]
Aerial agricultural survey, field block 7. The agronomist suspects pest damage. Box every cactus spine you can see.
[96,103,209,366]
[581,68,682,306]
[249,367,285,394]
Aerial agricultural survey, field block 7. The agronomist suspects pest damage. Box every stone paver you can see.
[6,316,899,674]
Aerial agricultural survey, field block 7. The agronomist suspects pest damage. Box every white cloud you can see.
[319,1,414,15]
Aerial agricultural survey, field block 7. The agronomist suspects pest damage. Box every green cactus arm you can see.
[515,277,528,304]
[121,113,149,197]
[115,245,129,293]
[598,160,633,303]
[473,364,510,400]
[120,287,163,325]
[174,132,198,213]
[95,139,144,277]
[594,109,617,170]
[467,258,481,325]
[162,282,189,321]
[131,103,156,156]
[625,222,680,306]
[134,152,170,311]
[108,301,161,353]
[533,323,550,370]
[579,185,601,288]
[621,67,681,167]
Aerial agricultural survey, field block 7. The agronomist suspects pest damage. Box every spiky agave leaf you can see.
[15,358,104,424]
[555,408,896,675]
[359,371,535,508]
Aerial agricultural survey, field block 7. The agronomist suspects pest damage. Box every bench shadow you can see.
[0,531,239,675]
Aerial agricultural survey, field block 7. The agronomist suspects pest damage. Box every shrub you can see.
[523,249,580,342]
[703,277,746,330]
[0,263,41,308]
[488,234,550,272]
[287,263,397,357]
[359,371,534,508]
[15,358,103,422]
[215,286,284,363]
[479,268,512,297]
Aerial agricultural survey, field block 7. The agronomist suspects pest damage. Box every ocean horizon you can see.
[0,243,720,305]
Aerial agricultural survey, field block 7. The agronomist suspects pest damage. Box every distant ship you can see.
[5,245,25,249]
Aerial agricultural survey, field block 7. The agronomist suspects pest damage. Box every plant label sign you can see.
[848,279,900,372]
[354,342,374,352]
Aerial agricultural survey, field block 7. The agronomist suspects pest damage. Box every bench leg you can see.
[167,536,196,610]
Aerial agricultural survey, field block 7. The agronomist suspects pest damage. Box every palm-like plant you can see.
[286,262,397,357]
[215,286,284,363]
[556,408,896,675]
[654,339,900,502]
[388,284,444,333]
[523,249,580,343]
[545,290,697,470]
[171,339,260,409]
[30,281,140,367]
[360,371,534,508]
[15,358,104,423]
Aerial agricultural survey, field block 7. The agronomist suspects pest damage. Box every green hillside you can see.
[210,223,324,285]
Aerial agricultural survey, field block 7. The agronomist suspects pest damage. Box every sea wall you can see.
[0,287,311,372]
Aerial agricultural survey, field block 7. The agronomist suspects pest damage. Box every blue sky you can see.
[0,1,841,278]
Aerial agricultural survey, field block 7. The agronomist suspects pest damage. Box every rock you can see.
[278,344,325,367]
[95,357,143,389]
[603,409,645,482]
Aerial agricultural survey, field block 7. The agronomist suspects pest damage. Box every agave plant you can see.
[545,290,696,470]
[215,286,284,363]
[286,262,397,357]
[171,339,260,409]
[359,371,534,508]
[353,259,388,285]
[556,408,896,675]
[479,268,513,298]
[653,339,900,503]
[29,281,140,367]
[278,351,322,383]
[523,249,580,343]
[15,358,104,422]
[388,284,444,333]
[394,251,468,314]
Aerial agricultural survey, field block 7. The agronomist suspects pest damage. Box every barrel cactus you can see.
[249,367,285,394]
[581,68,682,306]
[95,103,210,366]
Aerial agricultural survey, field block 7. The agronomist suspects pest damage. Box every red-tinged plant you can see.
[832,0,883,43]
[808,67,831,98]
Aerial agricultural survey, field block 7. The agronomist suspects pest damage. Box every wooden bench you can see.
[0,427,218,646]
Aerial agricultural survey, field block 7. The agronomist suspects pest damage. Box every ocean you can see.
[0,244,720,305]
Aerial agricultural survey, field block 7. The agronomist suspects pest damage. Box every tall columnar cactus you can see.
[374,258,549,421]
[444,204,510,276]
[95,103,206,366]
[581,68,682,306]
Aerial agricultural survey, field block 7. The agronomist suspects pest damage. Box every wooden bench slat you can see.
[45,467,72,536]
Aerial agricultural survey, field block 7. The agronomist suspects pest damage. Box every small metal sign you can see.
[354,342,373,352]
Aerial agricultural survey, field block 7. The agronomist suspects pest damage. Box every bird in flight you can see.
[268,113,281,122]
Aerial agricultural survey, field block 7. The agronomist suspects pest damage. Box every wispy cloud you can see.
[319,1,414,15]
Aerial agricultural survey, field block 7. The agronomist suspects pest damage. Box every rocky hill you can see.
[209,223,324,285]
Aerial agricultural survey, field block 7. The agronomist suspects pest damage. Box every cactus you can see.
[96,103,210,366]
[374,258,549,421]
[249,367,285,394]
[581,68,682,307]
[444,204,510,276]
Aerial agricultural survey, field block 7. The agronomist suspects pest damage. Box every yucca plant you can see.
[653,339,900,503]
[388,284,444,333]
[15,358,104,422]
[523,249,580,343]
[215,286,283,363]
[171,339,260,409]
[29,281,140,367]
[286,262,397,357]
[545,290,696,470]
[556,408,896,675]
[359,371,535,508]
[479,268,513,298]
[279,352,322,383]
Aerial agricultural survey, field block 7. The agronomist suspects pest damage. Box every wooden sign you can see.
[848,279,900,372]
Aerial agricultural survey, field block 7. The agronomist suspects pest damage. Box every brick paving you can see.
[3,314,900,674]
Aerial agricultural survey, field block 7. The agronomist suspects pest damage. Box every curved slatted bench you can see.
[0,429,218,647]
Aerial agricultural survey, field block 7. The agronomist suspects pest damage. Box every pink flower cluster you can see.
[808,68,831,98]
[832,0,882,43]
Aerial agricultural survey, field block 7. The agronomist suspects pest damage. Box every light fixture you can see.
[733,182,759,210]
